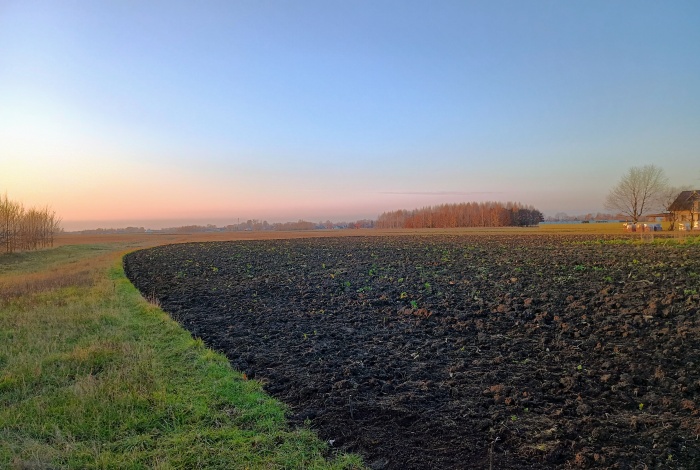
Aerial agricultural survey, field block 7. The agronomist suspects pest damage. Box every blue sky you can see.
[2,1,699,229]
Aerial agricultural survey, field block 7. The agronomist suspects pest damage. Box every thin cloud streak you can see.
[379,191,503,196]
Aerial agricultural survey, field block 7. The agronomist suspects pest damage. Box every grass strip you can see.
[0,246,363,469]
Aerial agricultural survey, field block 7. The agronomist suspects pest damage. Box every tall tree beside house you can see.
[604,165,669,223]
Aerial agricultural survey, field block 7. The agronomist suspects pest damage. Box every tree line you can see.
[545,212,624,222]
[227,219,374,231]
[376,201,543,229]
[72,219,377,234]
[0,194,62,254]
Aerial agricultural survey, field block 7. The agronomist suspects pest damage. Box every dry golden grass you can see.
[4,222,659,305]
[54,229,399,247]
[54,223,634,247]
[0,269,95,302]
[0,252,112,303]
[54,226,546,249]
[538,222,626,234]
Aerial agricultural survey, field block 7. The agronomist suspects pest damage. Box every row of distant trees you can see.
[73,219,377,234]
[221,219,375,231]
[376,202,543,229]
[0,194,62,254]
[545,212,625,222]
[157,220,373,232]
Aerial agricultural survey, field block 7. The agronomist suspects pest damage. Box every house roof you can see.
[669,190,700,211]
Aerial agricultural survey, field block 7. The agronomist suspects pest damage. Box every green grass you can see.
[0,244,113,275]
[0,245,363,469]
[569,232,700,246]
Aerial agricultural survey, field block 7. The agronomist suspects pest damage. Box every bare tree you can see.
[661,185,689,231]
[0,194,61,254]
[604,165,669,223]
[0,194,22,253]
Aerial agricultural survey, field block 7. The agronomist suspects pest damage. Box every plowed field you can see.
[124,235,700,469]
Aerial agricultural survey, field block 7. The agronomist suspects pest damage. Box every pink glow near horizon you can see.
[3,2,698,230]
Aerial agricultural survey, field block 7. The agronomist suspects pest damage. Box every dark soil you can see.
[124,235,700,469]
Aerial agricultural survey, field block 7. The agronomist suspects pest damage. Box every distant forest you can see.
[72,203,545,234]
[72,219,376,234]
[376,202,543,229]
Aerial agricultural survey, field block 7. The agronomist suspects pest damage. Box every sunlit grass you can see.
[0,244,113,275]
[538,222,625,234]
[0,245,363,469]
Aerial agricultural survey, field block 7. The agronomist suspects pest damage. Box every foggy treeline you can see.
[0,194,62,254]
[226,219,375,231]
[376,202,543,229]
[546,212,625,222]
[74,219,376,234]
[167,220,329,232]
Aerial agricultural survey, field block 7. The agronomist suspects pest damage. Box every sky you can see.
[2,1,699,230]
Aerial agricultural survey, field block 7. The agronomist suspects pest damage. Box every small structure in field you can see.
[623,222,662,232]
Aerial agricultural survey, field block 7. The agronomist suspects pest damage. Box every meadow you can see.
[2,226,699,469]
[0,232,363,469]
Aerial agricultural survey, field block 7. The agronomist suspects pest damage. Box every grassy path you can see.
[0,242,362,469]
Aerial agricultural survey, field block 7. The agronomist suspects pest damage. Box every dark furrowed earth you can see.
[123,234,700,469]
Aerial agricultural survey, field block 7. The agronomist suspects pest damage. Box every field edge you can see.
[0,245,364,469]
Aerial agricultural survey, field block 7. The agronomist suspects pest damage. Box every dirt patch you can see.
[124,235,700,469]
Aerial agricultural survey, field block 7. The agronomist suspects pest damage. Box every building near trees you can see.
[669,190,700,230]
